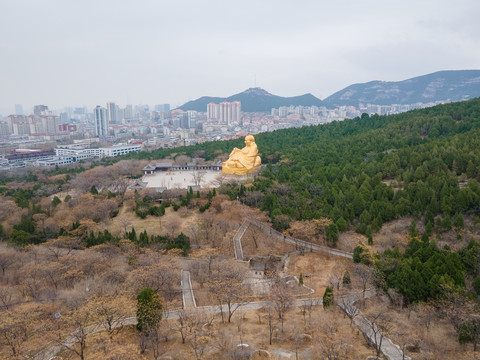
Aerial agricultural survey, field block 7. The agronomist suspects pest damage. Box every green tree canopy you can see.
[136,287,163,332]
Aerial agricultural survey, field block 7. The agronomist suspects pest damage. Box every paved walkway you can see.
[232,220,248,260]
[34,223,406,360]
[336,289,411,360]
[242,219,353,259]
[181,270,196,309]
[33,297,323,360]
[35,288,408,360]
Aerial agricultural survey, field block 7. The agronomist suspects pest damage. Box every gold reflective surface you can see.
[222,135,261,175]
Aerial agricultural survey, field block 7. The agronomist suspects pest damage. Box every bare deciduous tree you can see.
[312,314,351,360]
[339,295,360,327]
[211,173,227,187]
[354,264,371,300]
[164,216,181,238]
[126,259,179,302]
[0,309,28,357]
[110,178,130,200]
[192,170,206,187]
[0,286,14,310]
[241,191,264,207]
[37,261,66,295]
[208,259,248,323]
[172,309,195,345]
[247,227,259,249]
[300,298,320,329]
[53,306,97,360]
[270,278,294,332]
[0,251,16,278]
[263,303,278,345]
[417,303,435,337]
[92,295,129,339]
[200,210,218,247]
[366,308,392,358]
[329,272,342,291]
[188,310,213,360]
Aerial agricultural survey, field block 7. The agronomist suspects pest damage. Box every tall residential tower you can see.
[94,106,109,137]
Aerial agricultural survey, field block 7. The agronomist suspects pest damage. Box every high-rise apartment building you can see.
[34,105,49,115]
[207,101,241,125]
[186,110,197,129]
[94,106,109,137]
[155,104,170,112]
[41,116,61,134]
[124,105,133,121]
[15,104,23,115]
[0,122,9,136]
[107,102,118,124]
[231,101,241,123]
[207,102,218,120]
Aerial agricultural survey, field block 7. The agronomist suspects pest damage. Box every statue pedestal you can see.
[223,166,261,183]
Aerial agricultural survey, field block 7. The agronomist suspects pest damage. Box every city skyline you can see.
[1,0,480,115]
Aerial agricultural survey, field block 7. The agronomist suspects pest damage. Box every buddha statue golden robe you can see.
[222,135,261,175]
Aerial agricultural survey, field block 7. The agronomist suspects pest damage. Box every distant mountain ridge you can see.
[177,87,323,112]
[178,70,480,111]
[322,70,480,107]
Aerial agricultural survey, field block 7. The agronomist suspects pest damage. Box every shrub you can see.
[353,242,371,265]
[323,286,334,308]
[473,276,480,296]
[273,214,291,232]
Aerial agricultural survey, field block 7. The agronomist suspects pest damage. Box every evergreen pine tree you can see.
[323,286,334,308]
[136,287,163,332]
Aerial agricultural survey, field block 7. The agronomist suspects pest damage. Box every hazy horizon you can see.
[1,0,479,115]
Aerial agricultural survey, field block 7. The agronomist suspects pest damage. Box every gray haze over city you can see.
[1,0,480,114]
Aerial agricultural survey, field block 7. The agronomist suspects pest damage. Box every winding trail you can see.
[236,219,353,259]
[337,289,411,360]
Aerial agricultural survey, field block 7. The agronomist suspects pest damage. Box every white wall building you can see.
[206,101,241,124]
[55,143,141,160]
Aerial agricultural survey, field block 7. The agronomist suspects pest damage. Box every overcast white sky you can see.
[1,0,479,115]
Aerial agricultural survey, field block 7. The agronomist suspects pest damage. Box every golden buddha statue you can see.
[222,135,261,175]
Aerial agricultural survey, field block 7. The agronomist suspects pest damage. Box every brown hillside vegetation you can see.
[1,161,480,359]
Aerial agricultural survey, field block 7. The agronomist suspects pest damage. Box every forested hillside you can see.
[2,99,480,358]
[135,98,480,308]
[252,99,480,234]
[135,98,480,239]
